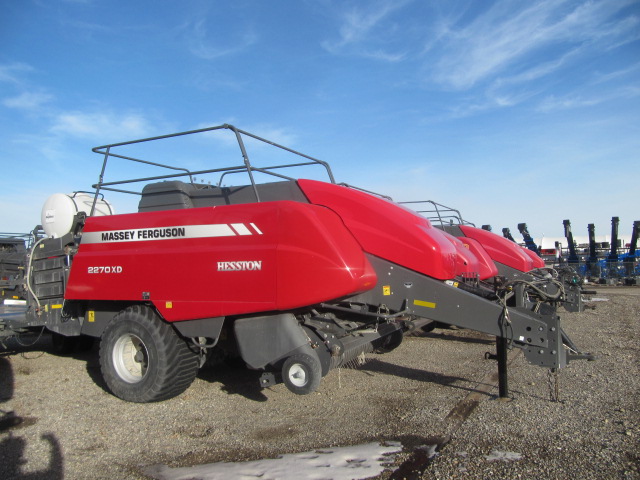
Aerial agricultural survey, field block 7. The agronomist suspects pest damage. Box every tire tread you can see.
[99,305,199,403]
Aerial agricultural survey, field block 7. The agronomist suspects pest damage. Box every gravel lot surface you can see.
[1,287,638,479]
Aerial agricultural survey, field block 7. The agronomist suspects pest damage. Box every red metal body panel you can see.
[298,180,459,280]
[455,236,500,280]
[66,201,376,321]
[459,225,535,272]
[521,247,545,268]
[437,230,485,279]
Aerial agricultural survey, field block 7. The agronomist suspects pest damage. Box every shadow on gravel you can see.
[82,347,110,394]
[0,357,17,431]
[0,346,65,479]
[389,434,449,480]
[418,330,495,345]
[0,434,64,480]
[360,358,481,393]
[198,363,269,402]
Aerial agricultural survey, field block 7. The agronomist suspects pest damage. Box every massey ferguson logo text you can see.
[217,261,262,272]
[100,227,186,242]
[83,223,264,244]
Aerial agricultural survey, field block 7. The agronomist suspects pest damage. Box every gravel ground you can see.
[0,287,638,480]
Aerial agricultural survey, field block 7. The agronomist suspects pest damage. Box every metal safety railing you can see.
[399,200,475,227]
[0,232,39,250]
[89,124,336,215]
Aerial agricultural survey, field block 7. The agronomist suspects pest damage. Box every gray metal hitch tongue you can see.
[519,309,594,368]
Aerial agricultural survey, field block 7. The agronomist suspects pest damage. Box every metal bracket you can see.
[259,372,279,388]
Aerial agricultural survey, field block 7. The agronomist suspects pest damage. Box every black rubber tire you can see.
[374,329,403,353]
[99,305,199,403]
[281,353,322,395]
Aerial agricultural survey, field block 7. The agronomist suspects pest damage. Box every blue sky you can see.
[1,0,639,242]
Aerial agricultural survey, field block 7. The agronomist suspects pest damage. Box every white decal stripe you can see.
[187,224,237,238]
[250,223,263,235]
[82,224,238,244]
[230,223,252,236]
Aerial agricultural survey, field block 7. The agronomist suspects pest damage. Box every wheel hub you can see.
[288,364,307,387]
[112,334,149,384]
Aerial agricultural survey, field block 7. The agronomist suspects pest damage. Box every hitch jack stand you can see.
[484,337,510,398]
[496,337,509,398]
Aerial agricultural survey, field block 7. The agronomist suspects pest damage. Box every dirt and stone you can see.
[0,286,638,479]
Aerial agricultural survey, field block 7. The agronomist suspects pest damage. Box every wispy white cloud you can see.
[322,0,410,61]
[479,50,578,108]
[591,62,640,85]
[3,91,54,110]
[537,85,640,112]
[197,121,298,148]
[190,119,246,148]
[0,62,34,84]
[59,18,113,34]
[360,49,406,62]
[188,121,298,157]
[242,124,298,148]
[325,1,402,47]
[537,94,603,112]
[50,111,153,140]
[184,19,257,60]
[0,61,158,147]
[0,64,56,118]
[492,48,579,89]
[439,99,496,120]
[428,0,639,90]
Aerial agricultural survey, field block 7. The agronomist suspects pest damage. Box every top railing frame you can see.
[399,200,475,227]
[0,231,39,249]
[89,124,336,215]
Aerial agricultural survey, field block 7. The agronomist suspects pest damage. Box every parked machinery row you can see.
[1,125,592,403]
[558,218,639,285]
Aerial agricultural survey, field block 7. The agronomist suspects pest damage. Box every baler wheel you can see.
[99,305,199,403]
[282,353,322,395]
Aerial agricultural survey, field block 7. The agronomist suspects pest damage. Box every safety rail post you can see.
[91,146,110,217]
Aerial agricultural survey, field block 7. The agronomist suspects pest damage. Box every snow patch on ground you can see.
[484,450,522,462]
[144,441,403,480]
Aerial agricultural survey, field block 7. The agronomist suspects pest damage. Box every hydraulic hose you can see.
[505,278,565,302]
[25,237,47,312]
